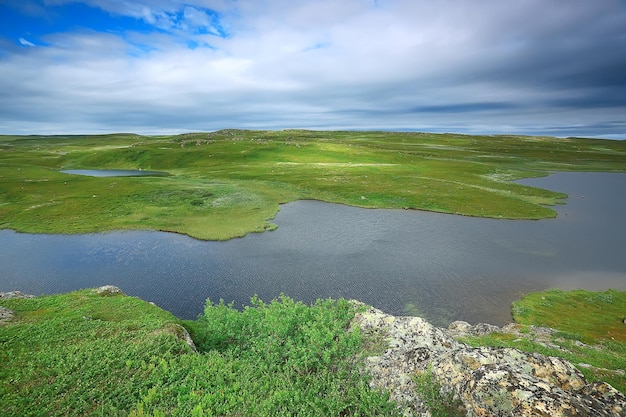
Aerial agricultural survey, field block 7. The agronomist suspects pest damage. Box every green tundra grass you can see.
[1,130,625,240]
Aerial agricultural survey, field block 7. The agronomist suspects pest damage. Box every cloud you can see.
[181,6,216,34]
[18,37,36,46]
[0,0,624,138]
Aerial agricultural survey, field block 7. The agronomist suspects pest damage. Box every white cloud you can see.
[182,6,211,30]
[18,37,36,47]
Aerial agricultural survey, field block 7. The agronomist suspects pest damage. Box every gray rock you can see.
[447,321,500,337]
[351,305,626,417]
[0,291,35,326]
[173,323,197,353]
[352,305,459,416]
[0,291,35,299]
[0,306,15,325]
[93,285,124,296]
[471,322,501,336]
[448,320,473,335]
[430,347,626,416]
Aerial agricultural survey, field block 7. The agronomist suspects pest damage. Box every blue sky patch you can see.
[0,1,226,47]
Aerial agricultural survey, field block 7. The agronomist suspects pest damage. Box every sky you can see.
[1,0,625,138]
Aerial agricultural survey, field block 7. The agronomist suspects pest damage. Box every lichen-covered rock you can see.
[93,285,124,296]
[0,291,35,326]
[0,291,35,299]
[352,304,459,416]
[433,347,586,391]
[0,306,15,325]
[173,323,197,353]
[431,347,625,416]
[448,320,473,336]
[351,304,626,417]
[448,320,518,338]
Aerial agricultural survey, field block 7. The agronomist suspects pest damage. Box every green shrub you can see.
[1,291,400,416]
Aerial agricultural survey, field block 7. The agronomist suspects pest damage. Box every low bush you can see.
[0,290,399,416]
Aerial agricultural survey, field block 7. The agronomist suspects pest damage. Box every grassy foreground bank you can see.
[1,130,625,240]
[0,290,399,416]
[1,288,625,416]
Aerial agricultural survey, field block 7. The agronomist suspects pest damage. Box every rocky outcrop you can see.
[0,290,35,300]
[0,291,35,326]
[351,303,626,417]
[172,323,198,352]
[93,285,124,296]
[0,306,15,325]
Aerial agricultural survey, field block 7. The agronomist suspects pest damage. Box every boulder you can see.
[431,347,626,416]
[351,304,626,417]
[0,291,35,326]
[0,306,14,325]
[0,291,35,299]
[93,285,124,296]
[172,323,197,353]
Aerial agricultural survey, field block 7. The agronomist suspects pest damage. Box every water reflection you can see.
[1,172,624,326]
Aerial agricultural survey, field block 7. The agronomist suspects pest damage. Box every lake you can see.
[1,172,624,326]
[60,169,169,177]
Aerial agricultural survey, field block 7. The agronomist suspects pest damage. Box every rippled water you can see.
[1,172,624,326]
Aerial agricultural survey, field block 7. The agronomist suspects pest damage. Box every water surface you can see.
[1,172,624,326]
[61,169,169,177]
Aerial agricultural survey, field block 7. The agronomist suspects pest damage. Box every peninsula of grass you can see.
[1,288,624,416]
[1,130,625,240]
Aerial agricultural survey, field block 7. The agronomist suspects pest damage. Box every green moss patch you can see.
[513,289,626,342]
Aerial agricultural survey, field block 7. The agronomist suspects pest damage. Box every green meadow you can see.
[2,130,625,240]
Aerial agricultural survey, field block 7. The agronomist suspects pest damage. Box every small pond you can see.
[60,169,169,177]
[1,172,625,326]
